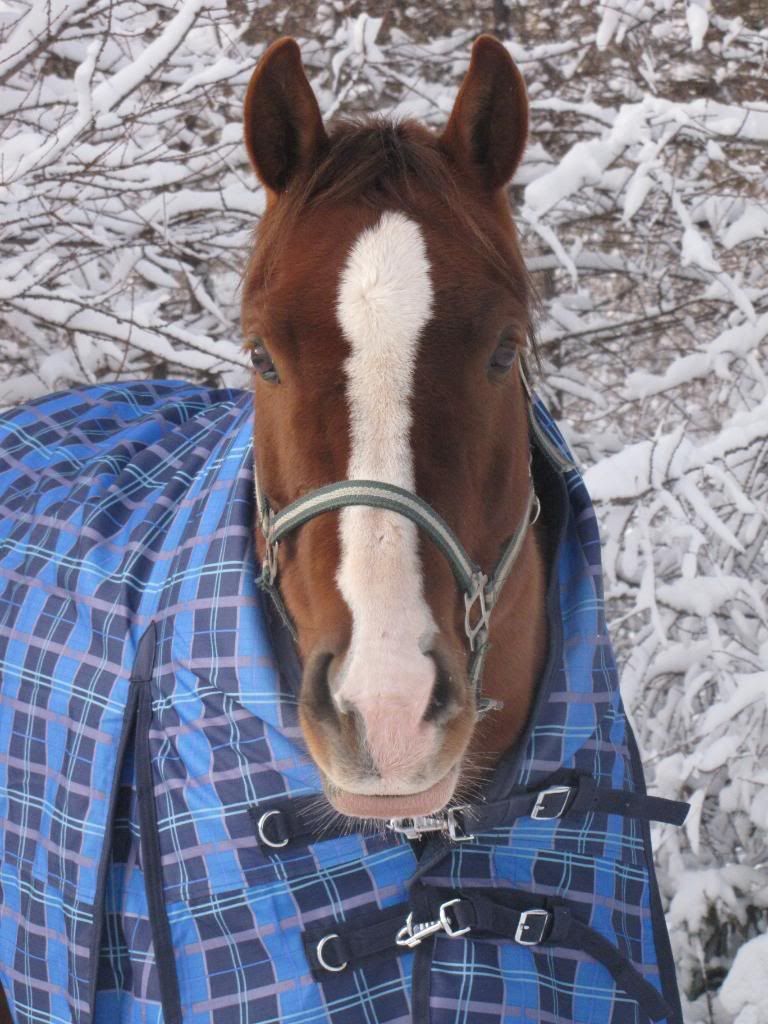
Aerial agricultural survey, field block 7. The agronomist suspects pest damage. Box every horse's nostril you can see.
[423,652,461,724]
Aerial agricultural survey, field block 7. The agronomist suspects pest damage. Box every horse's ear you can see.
[244,37,327,194]
[439,35,528,192]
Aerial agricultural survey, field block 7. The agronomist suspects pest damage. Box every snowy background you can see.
[0,1,766,1020]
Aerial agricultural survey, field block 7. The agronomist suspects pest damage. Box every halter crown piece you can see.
[253,360,544,703]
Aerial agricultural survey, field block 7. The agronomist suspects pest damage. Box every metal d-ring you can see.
[256,809,289,849]
[316,933,347,972]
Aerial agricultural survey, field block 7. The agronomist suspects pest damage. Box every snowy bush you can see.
[1,2,766,1020]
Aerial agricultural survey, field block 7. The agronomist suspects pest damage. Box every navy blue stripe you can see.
[626,721,684,1024]
[133,624,182,1024]
[84,671,142,1024]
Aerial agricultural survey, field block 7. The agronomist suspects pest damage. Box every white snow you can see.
[91,0,207,114]
[718,934,768,1024]
[695,734,743,774]
[723,206,768,248]
[681,225,721,273]
[686,3,710,52]
[656,576,757,617]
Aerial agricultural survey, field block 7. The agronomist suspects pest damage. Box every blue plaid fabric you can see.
[0,382,682,1024]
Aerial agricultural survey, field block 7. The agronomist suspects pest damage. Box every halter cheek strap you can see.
[253,362,548,700]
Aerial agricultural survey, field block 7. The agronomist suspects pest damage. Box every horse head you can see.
[241,36,548,821]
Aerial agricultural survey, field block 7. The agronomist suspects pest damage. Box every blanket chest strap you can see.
[249,776,689,851]
[303,887,672,1022]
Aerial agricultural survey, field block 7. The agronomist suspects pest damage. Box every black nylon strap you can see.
[464,775,689,832]
[431,891,670,1021]
[569,917,671,1020]
[248,797,335,850]
[304,888,672,1022]
[304,904,406,976]
[568,778,689,826]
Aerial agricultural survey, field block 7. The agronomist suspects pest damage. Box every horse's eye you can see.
[250,340,279,383]
[489,329,519,376]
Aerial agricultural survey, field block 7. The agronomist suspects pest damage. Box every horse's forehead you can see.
[336,211,434,350]
[254,198,511,351]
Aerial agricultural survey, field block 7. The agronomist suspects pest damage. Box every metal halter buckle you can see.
[531,786,573,820]
[464,572,490,651]
[514,908,551,946]
[388,806,475,843]
[395,899,470,949]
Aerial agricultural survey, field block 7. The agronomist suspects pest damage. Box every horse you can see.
[0,35,687,1024]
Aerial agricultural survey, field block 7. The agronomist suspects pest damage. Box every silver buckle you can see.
[395,899,470,948]
[531,786,573,820]
[514,908,551,946]
[464,572,490,651]
[388,806,474,843]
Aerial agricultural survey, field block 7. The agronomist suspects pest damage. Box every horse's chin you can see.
[324,764,459,821]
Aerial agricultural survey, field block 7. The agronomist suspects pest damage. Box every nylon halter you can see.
[253,361,542,700]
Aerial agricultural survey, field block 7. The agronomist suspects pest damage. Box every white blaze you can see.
[334,211,437,771]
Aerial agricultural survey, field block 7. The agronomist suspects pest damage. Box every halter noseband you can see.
[253,362,542,701]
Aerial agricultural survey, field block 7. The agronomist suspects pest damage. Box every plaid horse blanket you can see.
[0,381,686,1024]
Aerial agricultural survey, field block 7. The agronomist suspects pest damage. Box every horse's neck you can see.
[468,521,550,768]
